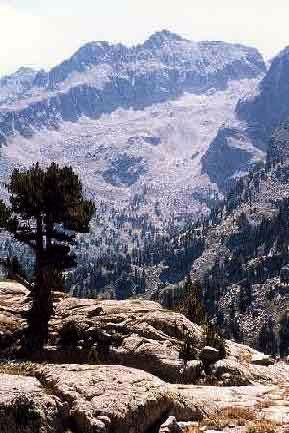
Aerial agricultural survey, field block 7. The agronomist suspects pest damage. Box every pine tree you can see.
[0,162,95,353]
[181,275,206,325]
[258,319,278,356]
[204,321,227,359]
[279,312,289,357]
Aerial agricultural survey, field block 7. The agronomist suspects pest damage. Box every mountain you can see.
[0,31,267,294]
[0,30,266,142]
[158,122,289,358]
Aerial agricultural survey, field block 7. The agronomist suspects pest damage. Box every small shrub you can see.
[204,322,227,359]
[11,394,41,426]
[58,321,83,348]
[202,406,255,429]
[179,277,206,325]
[179,329,198,366]
[238,349,253,364]
[246,420,277,433]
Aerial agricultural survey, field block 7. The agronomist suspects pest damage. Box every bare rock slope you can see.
[1,282,289,432]
[1,281,289,386]
[2,363,289,433]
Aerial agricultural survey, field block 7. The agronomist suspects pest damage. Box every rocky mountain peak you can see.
[0,66,39,105]
[143,29,185,48]
[11,66,36,77]
[0,34,268,297]
[47,40,128,87]
[71,40,122,64]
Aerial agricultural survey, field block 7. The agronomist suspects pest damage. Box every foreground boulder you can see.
[2,362,289,433]
[0,363,202,433]
[251,354,275,366]
[42,364,204,433]
[0,372,68,433]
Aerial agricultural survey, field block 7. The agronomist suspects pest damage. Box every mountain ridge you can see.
[0,30,266,108]
[0,30,268,296]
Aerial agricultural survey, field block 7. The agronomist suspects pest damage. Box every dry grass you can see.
[0,361,39,377]
[255,398,272,410]
[202,408,278,433]
[183,426,200,433]
[202,406,256,430]
[246,420,277,433]
[239,349,253,364]
[0,314,22,331]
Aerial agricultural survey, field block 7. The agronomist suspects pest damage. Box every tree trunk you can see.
[24,215,53,355]
[46,219,53,249]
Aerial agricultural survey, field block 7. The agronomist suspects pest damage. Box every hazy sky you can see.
[1,0,289,76]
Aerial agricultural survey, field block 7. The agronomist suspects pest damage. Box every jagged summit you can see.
[0,31,266,103]
[0,66,39,106]
[68,39,128,64]
[142,29,185,47]
[11,66,36,76]
[0,66,37,80]
[0,67,38,85]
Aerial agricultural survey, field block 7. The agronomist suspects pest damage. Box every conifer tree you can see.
[279,312,289,357]
[0,162,95,353]
[181,275,206,325]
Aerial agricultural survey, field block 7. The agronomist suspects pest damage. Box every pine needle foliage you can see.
[0,162,95,353]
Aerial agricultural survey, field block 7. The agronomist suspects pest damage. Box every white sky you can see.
[1,0,289,76]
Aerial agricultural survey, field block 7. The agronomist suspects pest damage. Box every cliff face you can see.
[202,46,289,191]
[236,46,289,141]
[0,32,266,147]
[201,127,261,191]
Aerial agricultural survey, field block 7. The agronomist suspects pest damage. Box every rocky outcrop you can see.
[0,282,204,383]
[0,282,28,353]
[37,364,201,433]
[1,281,289,432]
[251,354,274,366]
[1,281,289,388]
